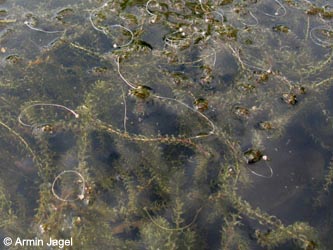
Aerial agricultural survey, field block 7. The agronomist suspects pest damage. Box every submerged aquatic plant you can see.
[0,0,332,249]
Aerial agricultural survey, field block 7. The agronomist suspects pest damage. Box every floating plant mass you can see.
[244,149,263,164]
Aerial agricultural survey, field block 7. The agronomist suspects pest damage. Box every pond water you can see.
[0,0,333,249]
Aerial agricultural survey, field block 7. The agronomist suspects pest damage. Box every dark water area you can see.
[1,0,333,249]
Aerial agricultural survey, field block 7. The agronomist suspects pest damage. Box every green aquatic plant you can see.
[255,222,319,249]
[0,180,17,229]
[0,0,333,249]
